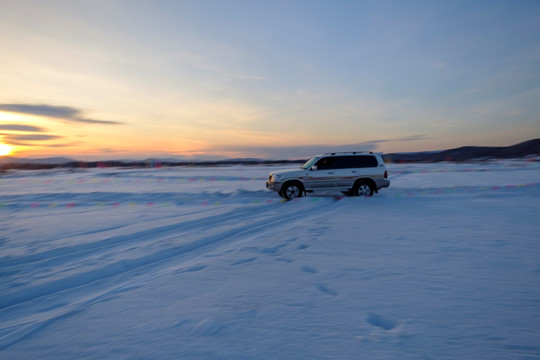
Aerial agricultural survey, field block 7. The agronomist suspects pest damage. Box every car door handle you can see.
[352,171,357,173]
[328,172,334,174]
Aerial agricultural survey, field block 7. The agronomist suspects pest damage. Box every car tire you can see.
[281,181,303,200]
[353,181,374,197]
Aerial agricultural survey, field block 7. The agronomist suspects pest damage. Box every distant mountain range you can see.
[383,138,540,162]
[0,156,302,170]
[0,156,76,165]
[1,138,539,170]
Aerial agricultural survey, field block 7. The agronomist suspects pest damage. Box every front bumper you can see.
[266,181,283,192]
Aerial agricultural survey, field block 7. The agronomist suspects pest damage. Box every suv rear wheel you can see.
[281,181,303,200]
[353,181,374,197]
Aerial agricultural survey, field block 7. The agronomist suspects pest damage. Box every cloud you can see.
[1,133,63,144]
[0,124,46,132]
[396,134,431,142]
[6,134,62,141]
[216,143,378,160]
[69,118,121,125]
[362,134,432,145]
[0,103,122,125]
[215,135,431,159]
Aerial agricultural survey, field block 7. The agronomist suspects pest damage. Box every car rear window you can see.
[335,155,378,169]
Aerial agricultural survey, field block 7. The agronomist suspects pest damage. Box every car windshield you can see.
[301,156,320,170]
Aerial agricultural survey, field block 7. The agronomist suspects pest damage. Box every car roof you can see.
[321,152,382,156]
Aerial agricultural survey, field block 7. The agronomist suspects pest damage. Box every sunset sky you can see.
[1,0,539,160]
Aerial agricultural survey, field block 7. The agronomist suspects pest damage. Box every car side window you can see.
[314,157,335,170]
[335,156,355,169]
[355,156,379,168]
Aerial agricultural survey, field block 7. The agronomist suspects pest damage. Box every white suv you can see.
[266,152,390,199]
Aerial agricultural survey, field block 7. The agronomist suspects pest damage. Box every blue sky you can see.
[0,0,539,159]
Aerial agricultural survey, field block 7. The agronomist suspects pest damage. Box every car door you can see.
[353,155,380,178]
[334,155,381,190]
[333,156,357,189]
[304,156,336,191]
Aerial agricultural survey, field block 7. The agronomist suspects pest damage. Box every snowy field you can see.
[1,159,540,359]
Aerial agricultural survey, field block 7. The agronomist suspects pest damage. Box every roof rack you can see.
[323,151,374,155]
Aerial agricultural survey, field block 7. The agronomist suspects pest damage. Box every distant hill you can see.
[383,138,540,163]
[0,156,303,170]
[1,139,539,170]
[0,156,77,166]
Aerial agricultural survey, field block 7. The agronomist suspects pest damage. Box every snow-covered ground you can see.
[1,160,540,359]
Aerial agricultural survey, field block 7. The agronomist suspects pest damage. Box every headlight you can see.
[272,174,281,182]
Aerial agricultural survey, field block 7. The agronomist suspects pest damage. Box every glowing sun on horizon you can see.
[0,144,13,156]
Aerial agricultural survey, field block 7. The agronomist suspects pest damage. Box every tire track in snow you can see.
[0,198,338,349]
[0,206,232,267]
[0,201,278,269]
[0,198,337,336]
[382,183,540,198]
[1,204,274,308]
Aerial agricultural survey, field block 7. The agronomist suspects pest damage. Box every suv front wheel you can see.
[281,181,304,200]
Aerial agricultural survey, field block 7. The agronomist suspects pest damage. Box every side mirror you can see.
[311,165,317,171]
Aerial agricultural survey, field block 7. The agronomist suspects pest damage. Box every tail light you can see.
[384,170,388,178]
